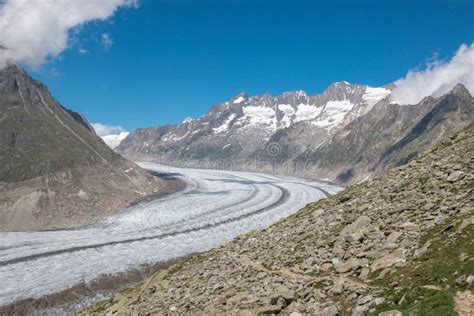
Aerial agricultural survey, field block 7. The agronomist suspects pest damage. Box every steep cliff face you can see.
[0,65,168,231]
[117,82,473,184]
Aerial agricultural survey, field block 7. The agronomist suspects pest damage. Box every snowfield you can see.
[0,163,342,306]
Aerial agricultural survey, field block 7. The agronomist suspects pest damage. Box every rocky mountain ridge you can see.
[84,122,474,315]
[117,82,473,184]
[0,64,173,231]
[117,81,391,157]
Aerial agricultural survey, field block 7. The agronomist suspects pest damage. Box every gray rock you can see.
[467,275,474,285]
[357,295,373,306]
[340,216,371,238]
[378,310,402,316]
[254,304,282,315]
[359,267,370,280]
[323,305,339,316]
[385,231,402,245]
[371,249,405,272]
[336,259,354,273]
[455,275,467,286]
[332,278,345,295]
[447,170,465,182]
[351,304,369,316]
[270,286,297,306]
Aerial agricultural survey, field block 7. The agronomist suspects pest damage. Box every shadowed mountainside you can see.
[0,64,173,231]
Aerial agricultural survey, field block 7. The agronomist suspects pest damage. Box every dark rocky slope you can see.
[84,122,473,315]
[0,64,169,231]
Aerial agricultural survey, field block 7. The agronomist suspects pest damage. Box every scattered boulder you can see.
[322,305,339,316]
[467,275,474,285]
[384,231,402,245]
[340,216,371,239]
[455,275,468,286]
[357,295,373,306]
[254,304,282,315]
[371,249,405,272]
[335,259,354,273]
[270,286,297,306]
[332,278,345,295]
[359,267,370,280]
[447,171,465,182]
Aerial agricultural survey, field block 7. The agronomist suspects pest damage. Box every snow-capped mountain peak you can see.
[182,117,194,124]
[118,81,394,164]
[232,92,248,104]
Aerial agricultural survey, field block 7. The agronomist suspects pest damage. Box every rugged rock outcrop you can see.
[117,82,473,184]
[0,64,171,231]
[302,83,474,183]
[84,122,473,315]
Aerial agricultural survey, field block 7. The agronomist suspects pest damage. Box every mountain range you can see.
[0,64,169,231]
[117,81,474,183]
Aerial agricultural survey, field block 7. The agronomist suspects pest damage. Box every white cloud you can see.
[392,43,474,105]
[92,123,129,148]
[0,0,138,68]
[101,33,113,51]
[92,122,126,137]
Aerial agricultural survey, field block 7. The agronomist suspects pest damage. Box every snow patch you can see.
[233,96,246,104]
[163,132,189,142]
[278,104,295,128]
[213,114,236,134]
[238,106,277,130]
[294,104,322,123]
[312,100,354,130]
[182,117,194,124]
[362,87,391,113]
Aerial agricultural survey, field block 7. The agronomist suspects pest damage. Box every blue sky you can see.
[28,0,474,131]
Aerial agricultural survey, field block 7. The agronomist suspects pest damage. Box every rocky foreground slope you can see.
[84,122,473,315]
[0,64,173,231]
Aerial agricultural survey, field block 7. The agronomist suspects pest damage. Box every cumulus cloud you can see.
[0,0,138,68]
[392,43,474,105]
[92,122,127,137]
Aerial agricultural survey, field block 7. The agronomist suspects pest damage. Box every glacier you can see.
[0,163,342,307]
